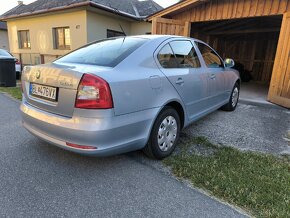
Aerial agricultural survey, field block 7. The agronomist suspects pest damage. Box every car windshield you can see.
[0,49,12,57]
[55,37,148,67]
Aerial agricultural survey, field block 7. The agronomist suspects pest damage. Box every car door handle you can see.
[175,78,184,85]
[210,74,216,79]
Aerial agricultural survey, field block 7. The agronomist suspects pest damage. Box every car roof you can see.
[125,35,202,42]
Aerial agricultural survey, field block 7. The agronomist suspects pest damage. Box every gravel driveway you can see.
[183,103,290,155]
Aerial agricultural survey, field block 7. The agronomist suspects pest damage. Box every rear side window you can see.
[170,41,201,68]
[157,41,201,69]
[157,44,178,68]
[55,37,148,67]
[196,42,223,68]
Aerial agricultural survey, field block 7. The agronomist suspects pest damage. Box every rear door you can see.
[156,40,210,120]
[195,42,227,106]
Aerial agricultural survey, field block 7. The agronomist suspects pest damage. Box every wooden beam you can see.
[198,20,239,32]
[154,17,185,25]
[211,21,261,33]
[209,28,280,35]
[268,12,290,107]
[152,17,158,34]
[170,0,289,23]
[184,21,191,36]
[147,0,208,21]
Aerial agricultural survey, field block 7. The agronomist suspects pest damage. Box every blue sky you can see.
[0,0,180,15]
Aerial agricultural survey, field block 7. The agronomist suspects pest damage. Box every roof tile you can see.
[1,0,163,19]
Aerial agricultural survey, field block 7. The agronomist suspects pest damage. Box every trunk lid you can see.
[22,63,111,117]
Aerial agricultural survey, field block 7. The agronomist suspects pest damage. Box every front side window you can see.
[196,42,223,68]
[18,30,31,49]
[56,37,148,67]
[53,27,71,50]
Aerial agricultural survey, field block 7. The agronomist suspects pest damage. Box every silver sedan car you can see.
[20,35,240,159]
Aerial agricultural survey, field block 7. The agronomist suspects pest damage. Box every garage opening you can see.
[190,15,283,103]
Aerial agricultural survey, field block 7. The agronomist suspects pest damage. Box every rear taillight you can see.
[75,74,113,109]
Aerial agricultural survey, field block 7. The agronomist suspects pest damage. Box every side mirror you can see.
[224,58,235,68]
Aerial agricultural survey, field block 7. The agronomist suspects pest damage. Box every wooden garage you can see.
[148,0,290,108]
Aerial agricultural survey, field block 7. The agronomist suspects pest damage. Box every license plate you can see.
[29,83,58,101]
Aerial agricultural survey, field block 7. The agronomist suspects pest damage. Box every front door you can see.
[195,41,227,107]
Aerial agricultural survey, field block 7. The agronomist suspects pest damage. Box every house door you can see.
[151,17,191,37]
[268,12,290,108]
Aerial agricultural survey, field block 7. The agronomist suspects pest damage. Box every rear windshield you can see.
[55,37,148,67]
[0,50,12,57]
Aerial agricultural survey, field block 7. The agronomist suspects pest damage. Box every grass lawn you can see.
[0,87,22,100]
[164,137,290,218]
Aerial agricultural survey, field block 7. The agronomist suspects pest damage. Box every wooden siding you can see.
[152,17,191,36]
[172,0,290,22]
[268,12,290,107]
[148,0,205,20]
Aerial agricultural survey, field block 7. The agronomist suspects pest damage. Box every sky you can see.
[0,0,180,16]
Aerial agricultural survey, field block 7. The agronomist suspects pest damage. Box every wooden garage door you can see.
[152,17,191,37]
[268,12,290,108]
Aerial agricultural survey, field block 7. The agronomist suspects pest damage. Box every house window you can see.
[107,29,125,38]
[53,27,71,50]
[18,30,31,49]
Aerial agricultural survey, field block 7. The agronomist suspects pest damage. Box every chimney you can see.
[17,1,23,5]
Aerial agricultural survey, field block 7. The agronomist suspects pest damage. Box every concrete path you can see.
[239,82,285,109]
[0,93,247,217]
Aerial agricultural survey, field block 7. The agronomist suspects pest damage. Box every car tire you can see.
[143,107,180,160]
[222,82,240,111]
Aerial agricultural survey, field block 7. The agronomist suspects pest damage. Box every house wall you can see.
[6,9,152,65]
[7,10,87,65]
[130,21,151,35]
[86,11,131,42]
[86,11,152,43]
[0,30,9,50]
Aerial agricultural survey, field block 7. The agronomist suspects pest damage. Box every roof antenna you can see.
[119,24,127,36]
[108,3,127,37]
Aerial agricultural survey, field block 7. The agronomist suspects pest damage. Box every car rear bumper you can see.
[20,100,159,156]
